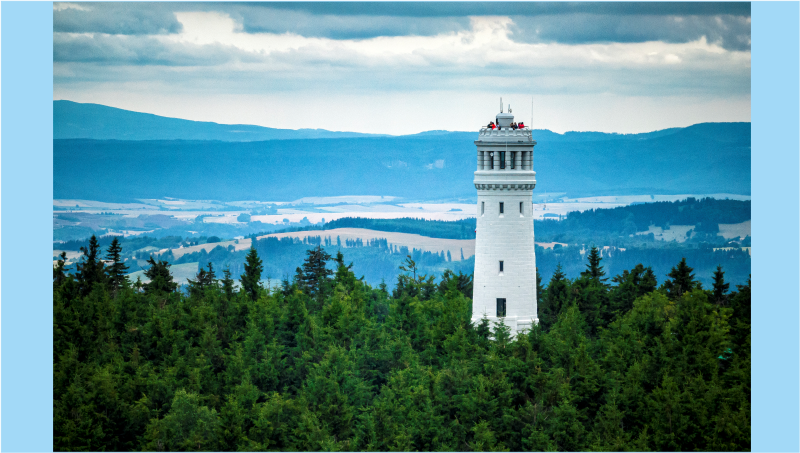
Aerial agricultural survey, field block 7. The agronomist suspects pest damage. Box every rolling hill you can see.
[54,100,386,141]
[53,101,750,202]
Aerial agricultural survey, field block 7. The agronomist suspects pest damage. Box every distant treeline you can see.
[539,197,750,236]
[57,235,186,252]
[56,198,751,288]
[323,217,476,239]
[250,198,750,245]
[55,198,750,251]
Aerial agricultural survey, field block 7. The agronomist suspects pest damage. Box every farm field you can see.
[261,228,476,260]
[127,262,199,284]
[635,220,751,243]
[719,219,752,240]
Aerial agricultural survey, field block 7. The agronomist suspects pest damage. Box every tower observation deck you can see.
[472,109,538,335]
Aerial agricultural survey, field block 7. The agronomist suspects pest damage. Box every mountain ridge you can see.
[54,100,390,141]
[54,100,748,142]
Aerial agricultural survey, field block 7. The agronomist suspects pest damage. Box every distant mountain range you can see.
[54,100,388,141]
[53,101,751,202]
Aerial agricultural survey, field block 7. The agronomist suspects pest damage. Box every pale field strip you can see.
[262,228,476,260]
[635,225,696,243]
[166,228,476,261]
[112,220,753,265]
[635,220,751,243]
[127,262,200,284]
[170,239,254,259]
[718,220,751,240]
[53,250,84,262]
[162,228,579,263]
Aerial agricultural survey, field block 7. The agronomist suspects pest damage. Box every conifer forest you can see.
[54,236,750,451]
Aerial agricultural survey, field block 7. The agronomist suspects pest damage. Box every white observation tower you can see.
[472,103,539,335]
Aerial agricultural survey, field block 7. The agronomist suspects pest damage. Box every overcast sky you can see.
[53,2,751,135]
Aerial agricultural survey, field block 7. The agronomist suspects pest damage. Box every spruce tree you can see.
[711,265,730,306]
[299,246,333,310]
[104,237,129,296]
[220,266,235,300]
[54,251,69,287]
[76,235,106,296]
[188,263,217,297]
[609,264,658,316]
[143,257,177,294]
[536,267,544,299]
[540,264,569,331]
[240,247,263,301]
[581,246,607,283]
[662,257,700,299]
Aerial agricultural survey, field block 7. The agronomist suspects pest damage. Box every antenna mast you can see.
[500,97,503,113]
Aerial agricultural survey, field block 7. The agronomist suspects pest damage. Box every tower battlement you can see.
[477,127,533,141]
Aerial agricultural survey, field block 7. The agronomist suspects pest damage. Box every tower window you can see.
[520,202,523,214]
[510,152,515,169]
[499,261,504,272]
[489,152,494,170]
[497,298,506,318]
[499,152,506,170]
[499,202,504,214]
[481,201,484,216]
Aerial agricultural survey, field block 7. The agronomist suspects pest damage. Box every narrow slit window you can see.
[481,201,485,216]
[499,261,504,272]
[499,202,504,214]
[510,152,515,169]
[496,298,506,318]
[520,202,523,214]
[499,152,506,169]
[489,152,494,170]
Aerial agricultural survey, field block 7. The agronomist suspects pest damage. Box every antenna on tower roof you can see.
[500,97,503,113]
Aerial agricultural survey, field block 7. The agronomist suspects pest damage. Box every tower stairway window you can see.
[520,202,523,214]
[481,201,485,216]
[497,298,506,318]
[499,202,504,214]
[499,261,504,272]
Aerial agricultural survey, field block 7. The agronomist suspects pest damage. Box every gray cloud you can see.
[54,3,183,35]
[239,2,750,18]
[53,2,750,49]
[55,45,750,100]
[53,33,260,66]
[509,14,751,51]
[232,8,472,40]
[228,3,751,49]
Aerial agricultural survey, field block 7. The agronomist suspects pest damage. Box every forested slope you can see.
[54,238,750,451]
[53,122,750,201]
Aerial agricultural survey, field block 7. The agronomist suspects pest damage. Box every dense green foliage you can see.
[55,238,750,451]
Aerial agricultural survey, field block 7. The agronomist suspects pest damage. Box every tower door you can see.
[496,298,506,317]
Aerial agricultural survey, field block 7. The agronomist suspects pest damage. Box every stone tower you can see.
[472,107,538,335]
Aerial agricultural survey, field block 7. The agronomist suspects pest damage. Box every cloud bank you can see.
[53,2,751,134]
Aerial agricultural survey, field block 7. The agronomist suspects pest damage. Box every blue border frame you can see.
[1,2,799,452]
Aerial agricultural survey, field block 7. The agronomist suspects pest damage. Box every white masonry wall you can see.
[472,125,539,336]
